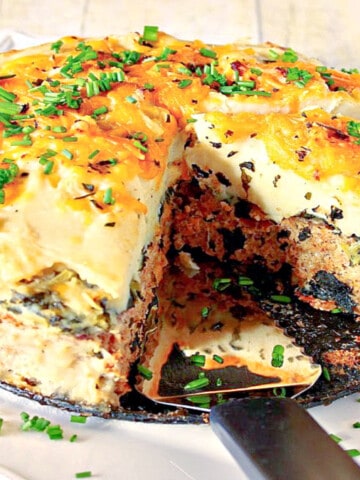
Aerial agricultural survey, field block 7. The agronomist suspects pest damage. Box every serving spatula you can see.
[210,396,360,480]
[136,263,360,479]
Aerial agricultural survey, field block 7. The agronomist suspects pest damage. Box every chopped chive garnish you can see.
[121,50,141,65]
[43,160,54,174]
[103,187,115,205]
[75,471,92,478]
[268,49,280,60]
[352,422,360,428]
[178,79,192,89]
[44,149,57,157]
[137,364,153,380]
[61,149,73,160]
[250,67,263,76]
[271,344,285,368]
[347,120,360,140]
[178,66,193,75]
[0,161,18,178]
[0,102,22,115]
[14,114,35,121]
[0,86,17,102]
[142,25,159,42]
[329,433,342,443]
[238,276,254,286]
[216,393,226,405]
[21,125,35,134]
[281,49,298,63]
[70,434,78,442]
[220,87,271,96]
[3,125,23,136]
[126,96,137,104]
[51,40,63,53]
[236,80,256,89]
[86,82,95,97]
[216,378,223,387]
[92,105,108,116]
[201,306,210,318]
[286,67,313,87]
[330,307,342,314]
[0,116,16,129]
[88,149,100,159]
[35,417,51,432]
[199,47,217,59]
[133,140,148,152]
[143,82,154,91]
[88,72,98,82]
[20,412,29,422]
[322,366,331,381]
[70,415,87,424]
[156,63,170,70]
[36,105,64,116]
[156,47,177,61]
[131,131,148,143]
[0,418,3,432]
[273,387,287,398]
[213,354,224,364]
[341,67,360,74]
[63,136,78,142]
[20,413,51,432]
[190,354,206,367]
[213,277,232,291]
[184,377,210,391]
[316,66,328,74]
[108,60,122,68]
[52,125,67,133]
[10,134,32,146]
[186,394,212,405]
[346,449,360,458]
[0,160,19,203]
[270,294,292,304]
[46,424,63,440]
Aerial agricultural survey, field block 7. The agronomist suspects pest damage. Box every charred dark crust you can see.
[260,296,360,406]
[300,270,355,313]
[0,380,206,424]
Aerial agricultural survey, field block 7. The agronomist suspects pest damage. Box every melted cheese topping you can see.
[0,31,359,315]
[186,110,360,236]
[0,37,182,312]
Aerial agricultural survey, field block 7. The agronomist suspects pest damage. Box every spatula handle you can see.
[210,397,360,480]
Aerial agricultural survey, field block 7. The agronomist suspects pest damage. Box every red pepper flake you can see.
[313,169,321,181]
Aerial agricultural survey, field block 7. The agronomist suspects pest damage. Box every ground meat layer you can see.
[171,179,360,315]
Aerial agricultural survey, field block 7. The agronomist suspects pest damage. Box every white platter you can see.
[0,388,358,480]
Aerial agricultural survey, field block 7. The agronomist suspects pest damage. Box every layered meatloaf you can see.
[174,109,360,314]
[0,27,358,412]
